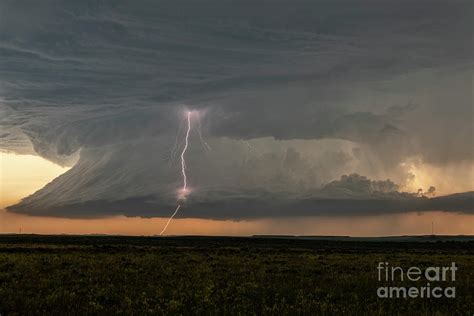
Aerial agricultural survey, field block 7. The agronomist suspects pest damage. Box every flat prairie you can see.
[0,235,473,315]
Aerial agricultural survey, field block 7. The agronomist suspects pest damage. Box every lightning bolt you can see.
[160,111,192,236]
[159,205,181,236]
[181,111,191,193]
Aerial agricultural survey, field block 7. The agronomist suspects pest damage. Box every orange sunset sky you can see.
[1,152,473,236]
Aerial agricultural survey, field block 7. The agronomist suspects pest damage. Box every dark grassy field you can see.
[0,235,473,315]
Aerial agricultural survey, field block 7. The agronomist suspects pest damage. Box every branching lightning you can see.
[167,118,184,166]
[180,111,192,193]
[197,113,212,152]
[160,111,193,235]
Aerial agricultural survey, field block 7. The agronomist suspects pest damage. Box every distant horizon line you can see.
[1,233,473,240]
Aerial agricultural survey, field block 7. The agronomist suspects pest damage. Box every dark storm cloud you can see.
[1,0,473,218]
[8,173,473,219]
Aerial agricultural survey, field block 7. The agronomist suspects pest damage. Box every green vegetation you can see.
[0,235,473,315]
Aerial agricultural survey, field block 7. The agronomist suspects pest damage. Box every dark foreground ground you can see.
[0,235,473,315]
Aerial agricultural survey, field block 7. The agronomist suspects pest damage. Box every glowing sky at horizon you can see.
[0,152,70,209]
[1,152,472,236]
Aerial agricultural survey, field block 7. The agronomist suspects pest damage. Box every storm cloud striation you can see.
[1,0,473,218]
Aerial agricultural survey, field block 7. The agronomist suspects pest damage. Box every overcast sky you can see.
[0,0,472,220]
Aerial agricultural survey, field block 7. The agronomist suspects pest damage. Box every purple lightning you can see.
[160,111,193,235]
[181,111,191,194]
